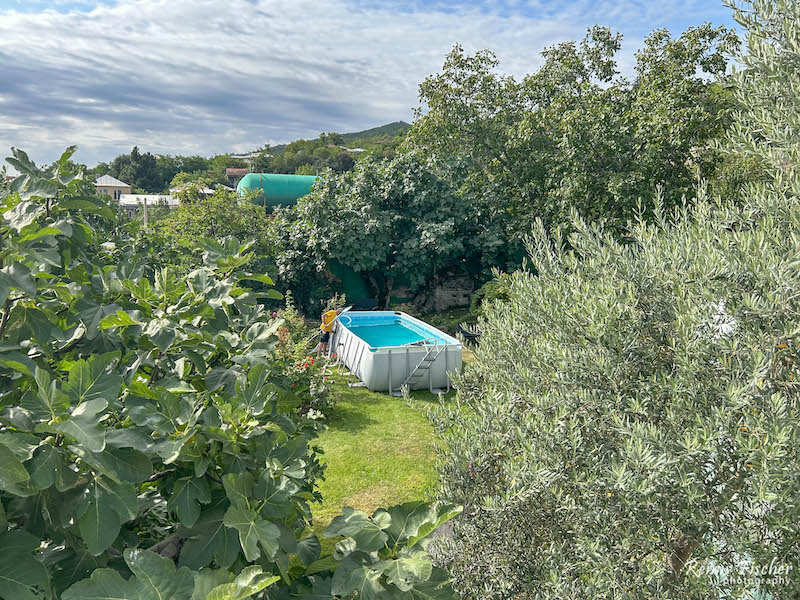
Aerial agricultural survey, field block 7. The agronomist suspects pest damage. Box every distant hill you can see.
[266,121,411,155]
[340,121,411,143]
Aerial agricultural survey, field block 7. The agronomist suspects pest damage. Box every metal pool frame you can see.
[329,311,462,394]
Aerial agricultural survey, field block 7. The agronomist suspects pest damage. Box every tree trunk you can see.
[666,536,697,577]
[383,277,394,309]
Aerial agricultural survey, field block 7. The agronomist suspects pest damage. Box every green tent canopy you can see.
[236,173,319,207]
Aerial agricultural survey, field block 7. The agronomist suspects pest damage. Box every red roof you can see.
[225,168,250,177]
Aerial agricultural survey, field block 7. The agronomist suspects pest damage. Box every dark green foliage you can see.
[274,152,518,308]
[409,25,739,237]
[468,277,510,318]
[107,146,162,193]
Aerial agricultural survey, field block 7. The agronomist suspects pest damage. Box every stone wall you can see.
[433,277,473,311]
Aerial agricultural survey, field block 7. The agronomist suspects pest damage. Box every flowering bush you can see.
[273,295,340,416]
[285,356,339,416]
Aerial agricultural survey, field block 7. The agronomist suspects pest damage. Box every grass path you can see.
[309,369,455,542]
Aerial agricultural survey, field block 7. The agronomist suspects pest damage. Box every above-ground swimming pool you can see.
[330,311,462,393]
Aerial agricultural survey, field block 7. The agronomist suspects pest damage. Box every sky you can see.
[0,0,737,168]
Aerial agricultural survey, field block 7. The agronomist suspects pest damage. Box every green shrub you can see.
[468,276,511,318]
[271,295,340,417]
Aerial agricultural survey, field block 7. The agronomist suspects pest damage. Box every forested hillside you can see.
[83,122,411,194]
[340,121,410,143]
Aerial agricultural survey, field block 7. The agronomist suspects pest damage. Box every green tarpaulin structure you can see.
[236,173,318,207]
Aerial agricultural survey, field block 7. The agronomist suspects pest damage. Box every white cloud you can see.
[0,0,735,165]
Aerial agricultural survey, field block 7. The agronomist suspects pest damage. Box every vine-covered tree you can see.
[432,1,800,598]
[274,152,516,308]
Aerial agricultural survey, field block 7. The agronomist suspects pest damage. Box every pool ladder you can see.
[394,339,446,393]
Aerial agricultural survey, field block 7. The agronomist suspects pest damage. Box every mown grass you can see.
[308,368,458,548]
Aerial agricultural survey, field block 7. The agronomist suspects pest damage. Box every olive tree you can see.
[432,1,800,598]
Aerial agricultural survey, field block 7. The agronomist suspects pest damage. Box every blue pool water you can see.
[341,313,454,348]
[347,322,426,347]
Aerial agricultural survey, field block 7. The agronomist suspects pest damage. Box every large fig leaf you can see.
[179,502,239,570]
[27,444,78,491]
[191,570,231,600]
[1,262,38,297]
[54,398,107,453]
[62,549,195,600]
[223,506,280,562]
[380,547,433,592]
[0,441,30,491]
[181,511,240,571]
[143,318,177,352]
[331,552,387,600]
[235,363,276,415]
[324,507,390,552]
[33,367,69,419]
[168,476,211,528]
[78,477,138,555]
[98,310,143,330]
[62,353,123,407]
[71,445,153,484]
[0,547,51,600]
[70,298,122,340]
[222,472,253,509]
[3,201,45,231]
[297,534,321,566]
[386,501,462,549]
[405,503,462,549]
[206,566,280,600]
[252,471,292,518]
[7,304,55,345]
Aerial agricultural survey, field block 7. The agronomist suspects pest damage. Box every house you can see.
[230,152,269,160]
[169,184,216,196]
[225,167,250,186]
[95,175,131,200]
[118,194,179,216]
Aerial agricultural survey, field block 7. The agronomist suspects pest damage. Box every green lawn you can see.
[309,368,456,544]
